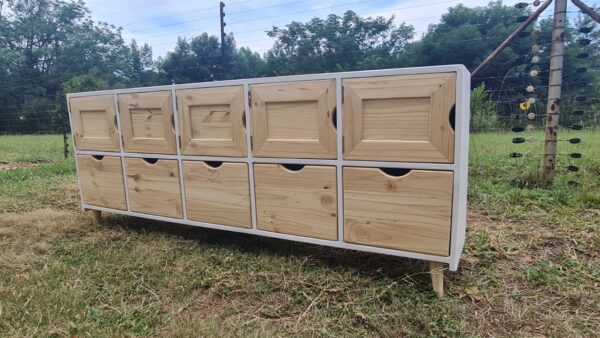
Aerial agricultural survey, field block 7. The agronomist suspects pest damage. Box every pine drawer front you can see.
[177,86,247,156]
[125,158,183,218]
[118,91,177,154]
[250,80,337,159]
[344,167,453,256]
[343,73,456,163]
[183,161,251,228]
[76,155,127,210]
[254,164,337,240]
[69,95,120,151]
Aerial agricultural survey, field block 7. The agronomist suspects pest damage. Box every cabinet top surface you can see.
[67,65,469,98]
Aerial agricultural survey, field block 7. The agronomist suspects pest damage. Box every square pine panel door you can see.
[254,164,337,240]
[344,167,453,256]
[69,95,119,151]
[343,73,456,163]
[118,91,177,154]
[250,80,337,159]
[177,86,246,156]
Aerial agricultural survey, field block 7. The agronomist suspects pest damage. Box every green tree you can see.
[159,34,229,83]
[470,83,500,130]
[127,39,157,86]
[264,10,414,75]
[158,33,265,84]
[402,2,537,78]
[0,0,138,133]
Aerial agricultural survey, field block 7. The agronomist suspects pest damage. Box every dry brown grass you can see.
[0,132,599,336]
[1,202,598,337]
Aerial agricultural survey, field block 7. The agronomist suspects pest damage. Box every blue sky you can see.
[84,0,597,58]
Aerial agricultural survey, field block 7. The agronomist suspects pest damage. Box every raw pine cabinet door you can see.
[183,161,251,228]
[250,80,337,159]
[118,91,177,154]
[343,73,456,163]
[125,158,183,218]
[76,155,127,210]
[69,95,120,151]
[177,86,247,156]
[343,167,453,256]
[254,164,338,240]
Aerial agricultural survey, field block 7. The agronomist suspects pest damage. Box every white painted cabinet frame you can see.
[68,65,470,296]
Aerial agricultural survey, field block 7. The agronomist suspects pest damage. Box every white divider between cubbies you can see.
[112,93,131,212]
[244,82,258,231]
[171,87,188,221]
[73,150,456,170]
[335,76,344,244]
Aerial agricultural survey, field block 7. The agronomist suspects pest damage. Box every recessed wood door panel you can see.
[69,95,120,151]
[183,161,251,228]
[343,73,456,163]
[344,167,453,256]
[177,86,247,156]
[76,155,127,210]
[119,91,177,154]
[254,164,337,240]
[250,80,337,159]
[125,158,183,218]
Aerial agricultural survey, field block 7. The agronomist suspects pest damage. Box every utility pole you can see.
[542,0,567,184]
[219,1,226,80]
[470,0,600,185]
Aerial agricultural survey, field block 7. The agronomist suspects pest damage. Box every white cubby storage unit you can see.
[67,65,470,297]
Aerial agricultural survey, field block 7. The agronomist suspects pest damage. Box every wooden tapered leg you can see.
[91,210,102,223]
[429,261,444,298]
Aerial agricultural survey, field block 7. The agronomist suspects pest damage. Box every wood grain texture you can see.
[254,164,337,240]
[118,91,177,154]
[76,155,127,210]
[429,261,445,298]
[343,73,456,163]
[183,161,251,228]
[250,80,337,159]
[125,157,183,218]
[69,95,120,151]
[177,86,247,156]
[343,167,453,256]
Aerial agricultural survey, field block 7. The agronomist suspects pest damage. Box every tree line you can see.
[0,0,598,133]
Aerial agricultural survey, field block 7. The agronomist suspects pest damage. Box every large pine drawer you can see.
[124,158,183,218]
[343,167,453,256]
[76,155,127,210]
[182,161,251,228]
[254,164,338,240]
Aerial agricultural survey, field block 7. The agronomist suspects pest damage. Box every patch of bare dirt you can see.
[0,161,49,170]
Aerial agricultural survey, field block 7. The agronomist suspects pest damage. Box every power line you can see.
[128,0,313,34]
[140,0,536,42]
[117,0,255,28]
[0,0,590,90]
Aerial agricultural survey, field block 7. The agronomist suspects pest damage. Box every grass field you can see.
[0,132,598,337]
